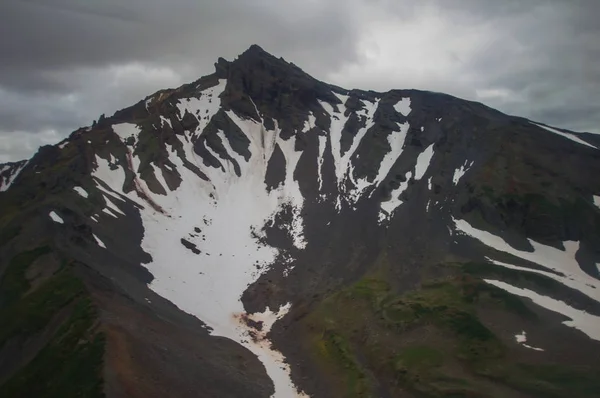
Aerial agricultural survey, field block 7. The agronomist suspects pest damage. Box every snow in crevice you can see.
[379,171,412,223]
[453,217,600,303]
[316,135,327,193]
[93,92,309,396]
[102,208,119,218]
[0,161,28,192]
[103,194,126,216]
[486,279,600,341]
[73,186,89,198]
[160,115,173,129]
[593,195,600,210]
[49,211,64,224]
[530,122,597,150]
[364,122,409,198]
[414,144,435,180]
[452,160,473,185]
[321,97,382,207]
[394,97,411,117]
[113,122,140,144]
[514,331,544,351]
[93,234,107,249]
[176,80,227,130]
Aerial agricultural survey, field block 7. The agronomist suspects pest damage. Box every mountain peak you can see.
[243,43,267,56]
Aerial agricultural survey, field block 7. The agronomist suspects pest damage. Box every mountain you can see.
[1,44,600,398]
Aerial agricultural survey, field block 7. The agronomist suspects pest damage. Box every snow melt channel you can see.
[486,279,600,341]
[530,122,597,150]
[453,218,600,303]
[94,88,309,397]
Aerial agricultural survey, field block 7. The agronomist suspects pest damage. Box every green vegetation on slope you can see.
[0,247,105,397]
[0,246,51,309]
[301,273,600,398]
[0,297,105,398]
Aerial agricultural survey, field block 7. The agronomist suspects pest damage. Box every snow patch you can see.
[453,218,600,303]
[486,279,600,341]
[379,171,412,222]
[176,80,227,135]
[323,96,385,206]
[102,208,119,218]
[514,331,544,351]
[414,144,435,180]
[369,122,409,190]
[93,234,106,249]
[394,97,411,116]
[160,115,173,129]
[49,211,64,224]
[113,123,140,143]
[452,160,473,185]
[316,135,327,192]
[0,161,28,192]
[593,195,600,209]
[531,122,597,150]
[103,194,126,216]
[73,186,89,198]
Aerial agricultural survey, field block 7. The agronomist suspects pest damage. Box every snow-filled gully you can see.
[94,82,311,397]
[93,85,424,397]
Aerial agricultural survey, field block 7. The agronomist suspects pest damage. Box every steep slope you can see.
[1,45,600,397]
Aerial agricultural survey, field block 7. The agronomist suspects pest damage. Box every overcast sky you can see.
[1,0,598,162]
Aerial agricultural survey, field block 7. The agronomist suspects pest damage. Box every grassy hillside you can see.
[299,271,600,398]
[0,247,105,397]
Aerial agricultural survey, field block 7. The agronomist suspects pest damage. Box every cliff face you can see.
[1,45,599,398]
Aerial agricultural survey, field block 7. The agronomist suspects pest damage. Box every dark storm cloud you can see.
[0,0,357,92]
[0,0,598,161]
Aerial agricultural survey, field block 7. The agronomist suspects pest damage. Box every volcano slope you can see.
[1,45,600,398]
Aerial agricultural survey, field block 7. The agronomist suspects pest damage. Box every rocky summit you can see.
[1,45,600,398]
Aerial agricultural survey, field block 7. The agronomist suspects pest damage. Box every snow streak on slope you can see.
[485,279,600,341]
[93,85,308,397]
[531,122,597,150]
[453,218,600,303]
[379,171,412,222]
[452,160,473,185]
[0,161,28,192]
[177,80,227,139]
[73,186,89,198]
[514,331,544,351]
[316,135,327,193]
[414,144,435,180]
[366,122,409,196]
[594,195,600,210]
[320,94,416,208]
[93,234,107,249]
[49,211,64,224]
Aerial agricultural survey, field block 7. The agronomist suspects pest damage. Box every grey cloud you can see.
[0,0,599,162]
[0,0,358,92]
